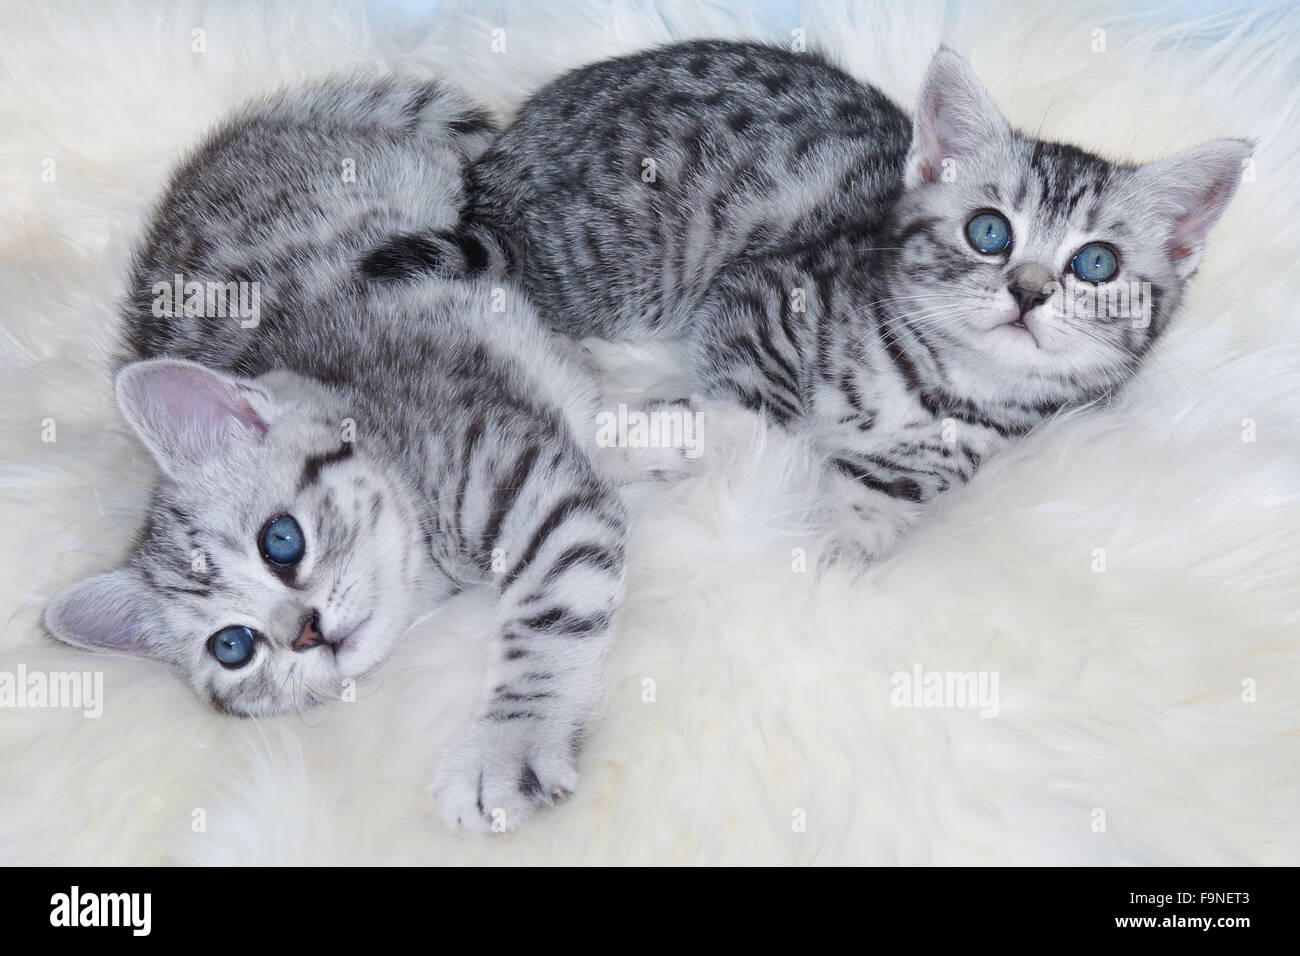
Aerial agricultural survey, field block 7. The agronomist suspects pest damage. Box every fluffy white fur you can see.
[2,0,1297,864]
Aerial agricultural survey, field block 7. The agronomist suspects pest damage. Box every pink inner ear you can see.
[914,92,949,182]
[166,369,265,439]
[45,570,149,655]
[1170,177,1234,256]
[120,361,270,469]
[151,365,267,447]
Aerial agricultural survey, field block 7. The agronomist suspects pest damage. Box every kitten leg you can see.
[433,465,626,833]
[588,398,703,482]
[815,422,985,569]
[818,465,921,570]
[588,395,780,483]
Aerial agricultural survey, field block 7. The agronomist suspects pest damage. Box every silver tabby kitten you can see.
[366,41,1249,561]
[45,79,632,832]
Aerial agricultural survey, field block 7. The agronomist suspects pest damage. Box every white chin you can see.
[334,632,385,678]
[987,321,1041,348]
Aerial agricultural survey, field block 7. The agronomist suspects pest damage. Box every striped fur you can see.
[45,79,629,832]
[364,42,1249,562]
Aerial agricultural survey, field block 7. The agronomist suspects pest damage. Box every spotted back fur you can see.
[364,42,1249,561]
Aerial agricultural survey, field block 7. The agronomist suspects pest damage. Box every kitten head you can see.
[45,359,424,716]
[890,49,1250,405]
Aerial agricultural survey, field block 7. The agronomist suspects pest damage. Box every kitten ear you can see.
[1134,138,1252,278]
[45,569,151,657]
[906,48,1011,188]
[116,359,269,476]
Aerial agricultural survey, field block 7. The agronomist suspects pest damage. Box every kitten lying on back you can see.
[45,80,631,832]
[366,42,1250,563]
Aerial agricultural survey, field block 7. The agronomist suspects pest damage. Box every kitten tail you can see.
[358,223,510,282]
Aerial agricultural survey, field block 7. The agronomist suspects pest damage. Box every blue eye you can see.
[1071,243,1119,283]
[260,514,304,567]
[209,625,256,668]
[966,212,1012,254]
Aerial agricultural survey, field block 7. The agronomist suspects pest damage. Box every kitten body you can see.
[47,80,628,832]
[367,41,1249,560]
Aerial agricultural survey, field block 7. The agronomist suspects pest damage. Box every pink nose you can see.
[293,611,323,651]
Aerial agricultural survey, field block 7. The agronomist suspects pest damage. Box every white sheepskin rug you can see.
[3,0,1298,865]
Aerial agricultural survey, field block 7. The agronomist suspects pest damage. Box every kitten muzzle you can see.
[1008,262,1054,318]
[293,610,325,651]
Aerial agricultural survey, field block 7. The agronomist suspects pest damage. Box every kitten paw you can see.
[593,397,704,483]
[692,395,766,461]
[432,719,579,834]
[816,481,918,575]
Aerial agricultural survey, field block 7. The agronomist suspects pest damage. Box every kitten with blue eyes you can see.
[44,79,637,832]
[365,42,1250,562]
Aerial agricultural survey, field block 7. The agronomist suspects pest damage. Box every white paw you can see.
[816,490,916,575]
[693,395,765,461]
[816,532,892,580]
[598,437,697,482]
[432,718,579,834]
[592,397,707,483]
